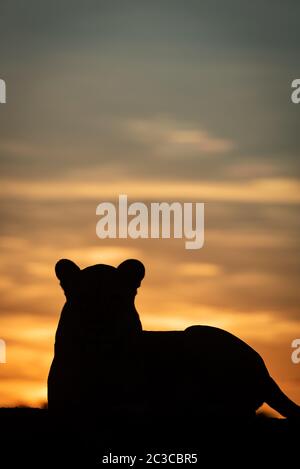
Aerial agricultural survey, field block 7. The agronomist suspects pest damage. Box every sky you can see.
[0,0,300,413]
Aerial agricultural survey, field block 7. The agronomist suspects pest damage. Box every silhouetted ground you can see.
[0,408,299,467]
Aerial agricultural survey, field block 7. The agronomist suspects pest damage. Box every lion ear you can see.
[55,259,80,282]
[117,259,145,288]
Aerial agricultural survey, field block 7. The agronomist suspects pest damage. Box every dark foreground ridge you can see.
[1,407,299,467]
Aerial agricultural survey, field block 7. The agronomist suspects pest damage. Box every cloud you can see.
[141,307,300,344]
[60,246,141,266]
[1,175,300,204]
[177,262,222,277]
[125,116,235,158]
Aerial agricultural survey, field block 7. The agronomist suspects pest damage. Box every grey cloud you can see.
[1,1,299,183]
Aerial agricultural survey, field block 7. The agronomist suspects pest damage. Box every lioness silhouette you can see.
[48,259,300,420]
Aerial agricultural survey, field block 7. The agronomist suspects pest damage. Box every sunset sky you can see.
[0,1,300,413]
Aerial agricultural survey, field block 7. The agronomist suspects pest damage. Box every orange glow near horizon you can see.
[0,243,299,412]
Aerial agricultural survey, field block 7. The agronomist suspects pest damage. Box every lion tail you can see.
[265,377,300,418]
